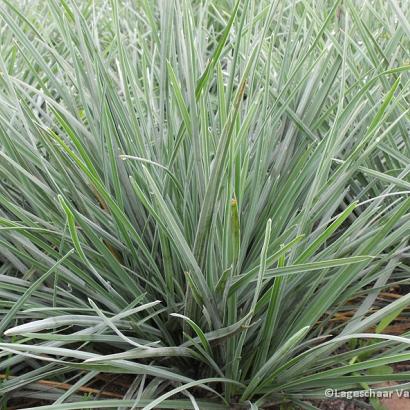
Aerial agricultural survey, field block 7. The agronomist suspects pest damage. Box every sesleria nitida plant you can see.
[0,0,410,408]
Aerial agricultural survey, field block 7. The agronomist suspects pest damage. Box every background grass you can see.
[0,0,410,408]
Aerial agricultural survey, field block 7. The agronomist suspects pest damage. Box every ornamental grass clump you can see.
[0,0,410,408]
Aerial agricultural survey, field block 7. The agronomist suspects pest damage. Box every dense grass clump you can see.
[0,0,410,408]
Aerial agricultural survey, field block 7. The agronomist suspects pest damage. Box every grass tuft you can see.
[0,0,410,408]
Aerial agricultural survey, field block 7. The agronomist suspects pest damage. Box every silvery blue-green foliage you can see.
[0,0,410,408]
